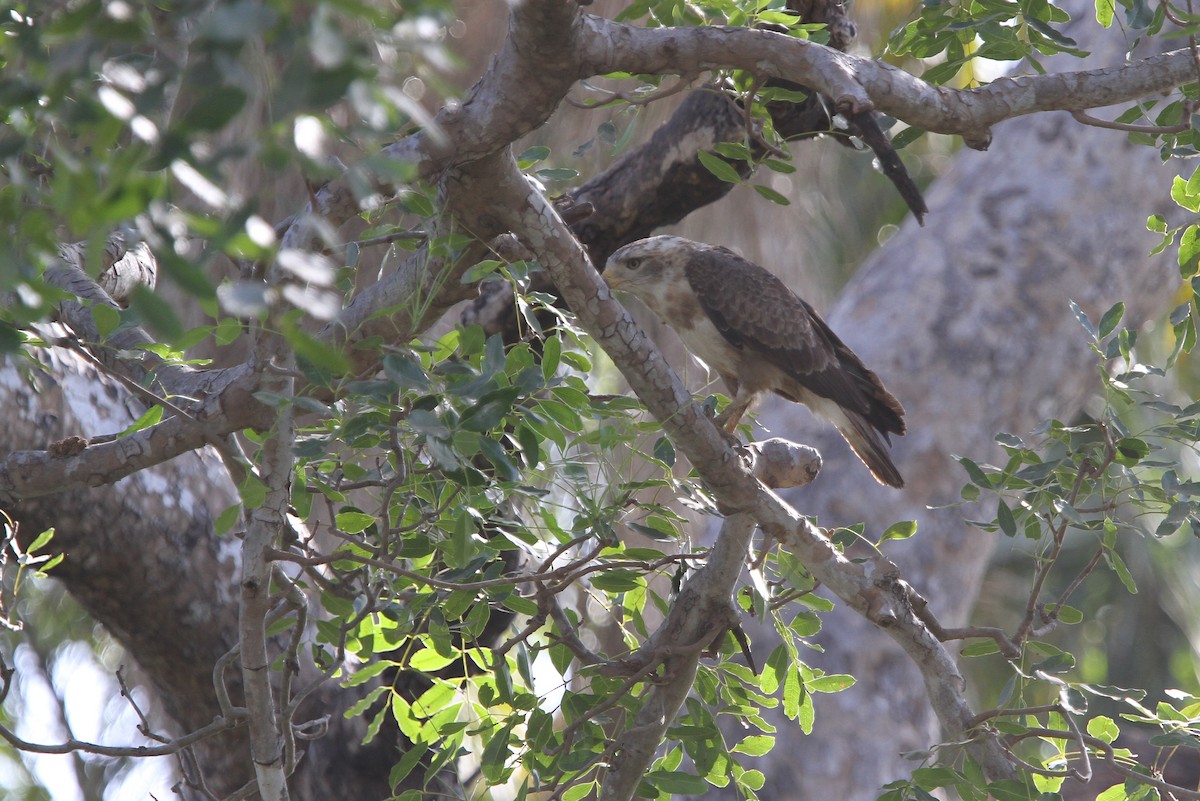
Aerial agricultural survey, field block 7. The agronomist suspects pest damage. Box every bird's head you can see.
[602,236,694,302]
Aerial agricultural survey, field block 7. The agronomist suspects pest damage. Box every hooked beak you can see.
[602,265,626,290]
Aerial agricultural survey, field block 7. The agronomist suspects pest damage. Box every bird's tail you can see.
[837,411,904,488]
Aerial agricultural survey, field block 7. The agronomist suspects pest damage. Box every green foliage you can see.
[930,295,1200,799]
[0,0,448,348]
[266,285,866,798]
[887,0,1085,82]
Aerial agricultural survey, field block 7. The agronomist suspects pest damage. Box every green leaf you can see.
[996,499,1016,537]
[891,126,927,149]
[797,691,814,734]
[388,744,429,790]
[25,528,54,554]
[879,520,917,543]
[536,167,579,182]
[697,151,743,184]
[561,783,595,801]
[383,353,431,392]
[757,86,811,104]
[92,304,121,338]
[1047,603,1083,624]
[957,456,991,487]
[645,771,710,794]
[1087,715,1120,743]
[806,674,855,692]
[177,86,248,132]
[986,779,1038,801]
[460,387,520,432]
[1115,437,1149,466]
[1098,302,1125,338]
[480,720,517,783]
[286,321,351,375]
[238,473,268,510]
[731,735,775,756]
[783,663,802,720]
[120,403,164,438]
[590,570,644,593]
[713,142,752,160]
[517,146,550,167]
[541,334,562,381]
[336,511,376,534]
[1172,176,1200,212]
[462,259,502,284]
[1070,300,1097,338]
[961,640,1001,657]
[1105,550,1138,593]
[653,436,676,466]
[409,647,457,671]
[1095,0,1115,27]
[1180,224,1200,278]
[757,9,802,24]
[752,184,791,205]
[215,504,241,535]
[1187,163,1200,197]
[536,399,583,432]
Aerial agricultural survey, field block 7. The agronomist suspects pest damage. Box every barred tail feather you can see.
[837,412,904,489]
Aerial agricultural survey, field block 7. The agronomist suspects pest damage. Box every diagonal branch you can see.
[445,149,1016,784]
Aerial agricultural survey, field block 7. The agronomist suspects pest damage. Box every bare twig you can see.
[1071,108,1192,134]
[567,72,701,109]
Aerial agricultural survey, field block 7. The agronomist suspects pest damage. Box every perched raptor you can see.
[603,236,906,488]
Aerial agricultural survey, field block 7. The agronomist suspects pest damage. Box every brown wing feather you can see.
[684,246,905,439]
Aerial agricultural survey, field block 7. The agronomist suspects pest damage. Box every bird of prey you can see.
[603,236,906,488]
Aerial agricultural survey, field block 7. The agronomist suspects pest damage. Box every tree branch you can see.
[445,149,1016,783]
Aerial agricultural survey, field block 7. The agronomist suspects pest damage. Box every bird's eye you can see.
[626,258,642,270]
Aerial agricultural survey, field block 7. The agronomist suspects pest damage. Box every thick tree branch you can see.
[575,19,1200,149]
[601,513,756,801]
[0,363,266,504]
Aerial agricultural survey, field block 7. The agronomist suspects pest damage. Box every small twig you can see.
[1013,442,1113,645]
[743,76,790,159]
[536,533,595,574]
[48,331,198,422]
[1035,546,1106,637]
[540,583,606,667]
[352,229,427,249]
[271,564,309,774]
[212,644,242,718]
[1070,108,1192,134]
[174,746,221,801]
[566,73,701,109]
[0,712,246,757]
[117,666,170,744]
[1004,727,1200,799]
[967,703,1064,728]
[931,625,1022,660]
